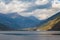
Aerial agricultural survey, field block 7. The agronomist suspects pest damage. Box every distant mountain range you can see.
[0,12,60,31]
[0,13,19,30]
[14,12,60,31]
[0,13,45,30]
[6,13,43,28]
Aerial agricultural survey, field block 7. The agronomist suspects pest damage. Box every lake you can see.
[0,31,60,40]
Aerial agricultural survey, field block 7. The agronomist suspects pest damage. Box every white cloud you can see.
[0,2,6,13]
[32,8,59,20]
[18,12,33,17]
[35,0,49,5]
[0,0,33,13]
[18,8,60,20]
[52,0,60,8]
[0,0,60,20]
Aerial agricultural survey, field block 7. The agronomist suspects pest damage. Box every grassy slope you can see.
[36,17,60,31]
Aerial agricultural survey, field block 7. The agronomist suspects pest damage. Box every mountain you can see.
[0,13,45,30]
[36,12,60,31]
[6,13,42,28]
[0,12,60,31]
[48,20,60,31]
[0,23,14,31]
[0,13,19,30]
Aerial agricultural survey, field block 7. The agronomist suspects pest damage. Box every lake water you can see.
[0,31,60,40]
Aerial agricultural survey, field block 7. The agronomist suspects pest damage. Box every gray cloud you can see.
[0,0,12,4]
[23,0,52,12]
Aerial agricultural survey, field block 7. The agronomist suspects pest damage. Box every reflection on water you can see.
[0,31,60,40]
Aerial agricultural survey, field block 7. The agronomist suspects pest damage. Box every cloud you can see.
[0,0,33,13]
[0,0,60,20]
[35,0,49,5]
[19,8,59,20]
[0,2,8,13]
[52,0,60,8]
[24,2,52,12]
[31,8,59,20]
[0,0,12,4]
[20,0,35,2]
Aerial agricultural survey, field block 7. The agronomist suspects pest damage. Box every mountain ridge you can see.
[36,12,60,31]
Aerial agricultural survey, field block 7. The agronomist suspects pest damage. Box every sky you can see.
[0,0,60,20]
